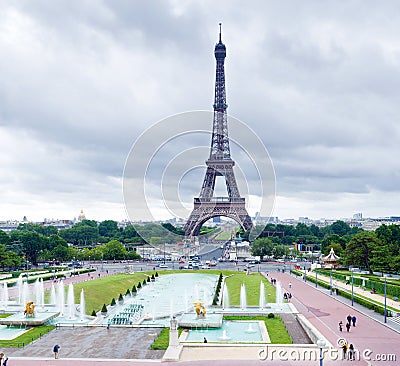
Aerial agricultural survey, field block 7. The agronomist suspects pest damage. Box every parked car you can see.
[158,264,168,269]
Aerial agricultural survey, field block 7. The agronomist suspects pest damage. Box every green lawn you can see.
[214,231,233,240]
[71,272,150,314]
[225,272,276,305]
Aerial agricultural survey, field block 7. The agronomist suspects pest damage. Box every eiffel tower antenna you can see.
[184,25,253,237]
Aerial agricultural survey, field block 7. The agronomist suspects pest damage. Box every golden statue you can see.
[193,301,207,318]
[24,301,35,317]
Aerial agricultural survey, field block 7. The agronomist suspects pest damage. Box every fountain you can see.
[1,283,8,308]
[259,281,265,310]
[245,322,257,333]
[50,284,56,305]
[219,329,231,340]
[80,289,86,322]
[57,281,65,316]
[240,284,247,310]
[276,281,283,306]
[17,275,23,304]
[222,286,230,309]
[67,284,76,320]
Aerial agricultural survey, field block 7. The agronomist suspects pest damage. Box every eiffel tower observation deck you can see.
[184,24,253,237]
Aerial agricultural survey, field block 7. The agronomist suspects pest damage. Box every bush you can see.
[268,313,275,318]
[126,289,131,296]
[151,274,155,280]
[147,276,150,282]
[101,304,108,314]
[110,298,116,306]
[137,282,142,289]
[118,293,124,302]
[132,285,137,293]
[143,279,147,286]
[155,272,159,277]
[91,310,96,316]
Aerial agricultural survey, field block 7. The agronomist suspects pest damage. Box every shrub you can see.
[143,279,147,286]
[101,304,108,314]
[147,276,150,282]
[118,293,124,302]
[155,272,159,277]
[110,298,116,306]
[91,310,96,316]
[126,289,131,296]
[137,282,142,289]
[151,274,155,280]
[132,285,137,293]
[268,313,275,318]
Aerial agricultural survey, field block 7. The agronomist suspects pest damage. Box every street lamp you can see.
[304,267,307,282]
[317,339,326,366]
[351,270,354,306]
[384,275,387,323]
[330,267,333,295]
[315,268,318,288]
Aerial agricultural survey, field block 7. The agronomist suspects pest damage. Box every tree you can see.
[98,220,119,237]
[0,231,10,246]
[321,234,346,254]
[251,238,274,260]
[343,231,380,274]
[52,244,69,262]
[323,242,343,257]
[102,240,127,260]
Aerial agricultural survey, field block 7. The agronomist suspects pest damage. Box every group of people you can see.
[283,292,292,301]
[339,314,357,332]
[342,342,356,360]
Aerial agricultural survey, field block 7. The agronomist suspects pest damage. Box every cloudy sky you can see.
[1,0,400,223]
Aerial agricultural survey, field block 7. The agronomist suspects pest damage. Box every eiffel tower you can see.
[184,25,253,237]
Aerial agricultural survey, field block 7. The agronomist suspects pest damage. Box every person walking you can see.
[342,343,348,360]
[349,344,355,360]
[289,282,292,289]
[203,337,207,343]
[352,315,357,327]
[346,322,351,332]
[346,314,352,325]
[338,321,343,332]
[53,344,60,359]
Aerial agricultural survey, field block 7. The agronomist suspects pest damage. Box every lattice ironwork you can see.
[184,25,253,237]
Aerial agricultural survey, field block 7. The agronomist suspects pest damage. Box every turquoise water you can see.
[105,273,218,325]
[185,321,263,342]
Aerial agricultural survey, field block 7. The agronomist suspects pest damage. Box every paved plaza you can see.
[1,269,399,365]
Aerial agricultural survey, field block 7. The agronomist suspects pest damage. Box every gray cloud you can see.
[1,0,399,221]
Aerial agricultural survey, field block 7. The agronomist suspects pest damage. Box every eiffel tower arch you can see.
[184,25,253,237]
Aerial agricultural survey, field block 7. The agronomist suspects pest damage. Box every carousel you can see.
[321,247,340,268]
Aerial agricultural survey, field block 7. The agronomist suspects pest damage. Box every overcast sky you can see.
[1,0,400,223]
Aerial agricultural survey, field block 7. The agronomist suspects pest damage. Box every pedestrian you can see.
[289,282,292,289]
[349,344,355,360]
[53,344,60,359]
[338,321,343,332]
[346,322,351,332]
[346,314,352,325]
[203,337,207,343]
[107,320,111,330]
[0,352,6,365]
[342,343,348,359]
[351,315,357,327]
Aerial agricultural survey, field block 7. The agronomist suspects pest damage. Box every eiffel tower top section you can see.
[210,23,231,161]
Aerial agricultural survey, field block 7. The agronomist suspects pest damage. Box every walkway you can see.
[272,271,400,365]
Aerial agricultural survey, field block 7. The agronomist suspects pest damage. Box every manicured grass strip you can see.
[69,273,149,314]
[0,325,55,348]
[225,272,276,306]
[0,314,11,319]
[150,328,184,350]
[224,315,292,344]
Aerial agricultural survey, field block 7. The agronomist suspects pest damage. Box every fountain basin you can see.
[0,311,60,326]
[179,313,223,328]
[182,320,270,343]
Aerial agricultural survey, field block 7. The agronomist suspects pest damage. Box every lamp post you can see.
[315,268,318,288]
[317,339,326,366]
[384,275,387,323]
[351,270,354,306]
[304,267,307,282]
[330,267,333,295]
